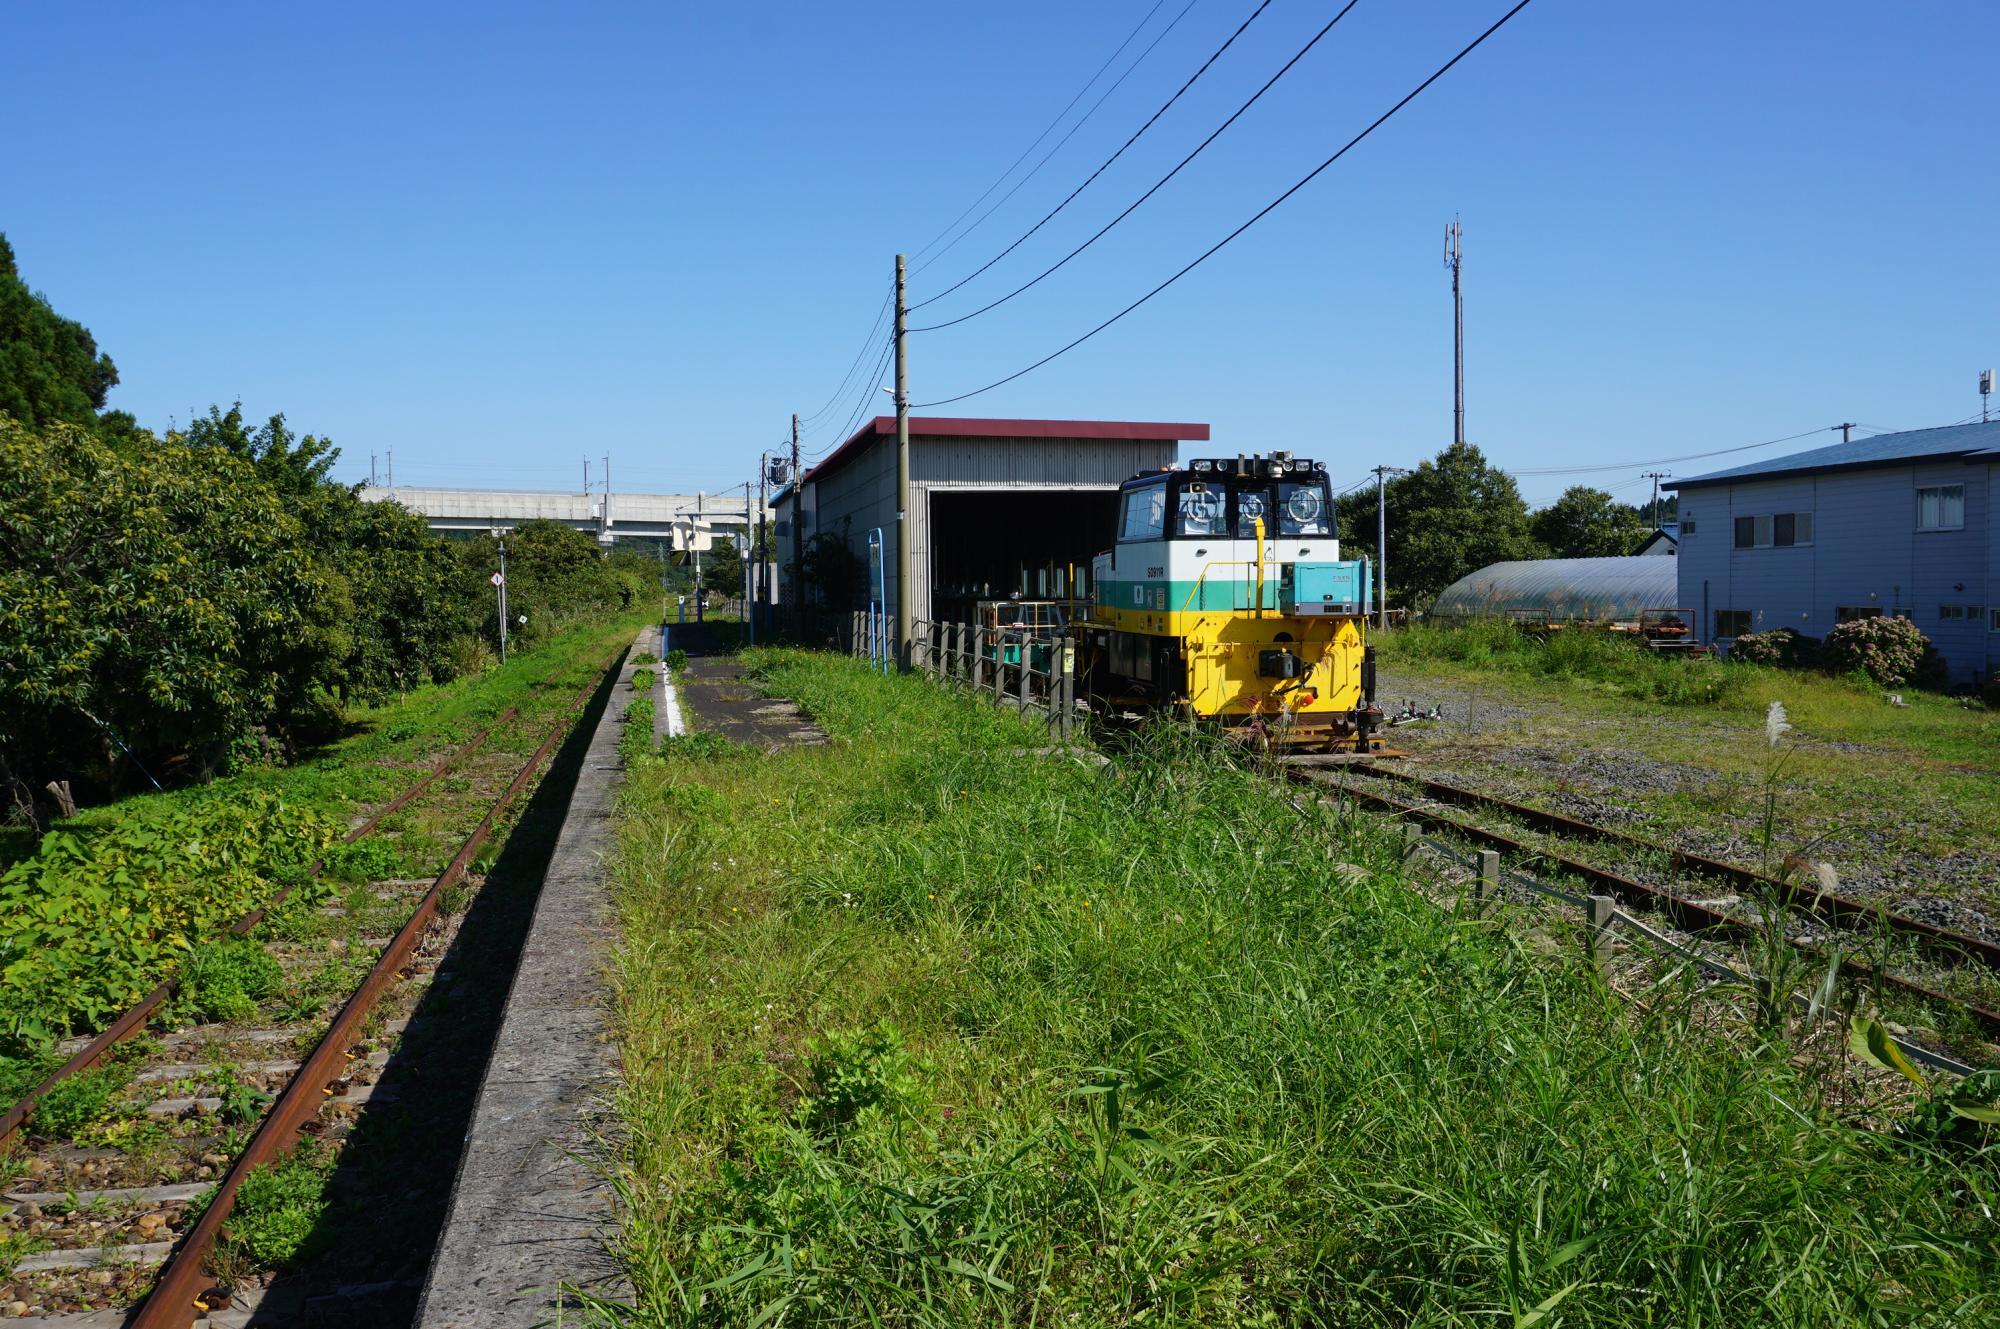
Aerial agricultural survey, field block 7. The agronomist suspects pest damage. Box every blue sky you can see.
[5,1,1996,506]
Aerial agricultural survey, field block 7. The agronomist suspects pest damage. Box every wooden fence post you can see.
[1475,850,1499,912]
[1019,649,1033,711]
[1584,895,1616,967]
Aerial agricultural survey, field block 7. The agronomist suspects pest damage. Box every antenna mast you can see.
[1445,217,1464,446]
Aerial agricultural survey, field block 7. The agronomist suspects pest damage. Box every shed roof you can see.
[802,416,1210,488]
[1432,556,1680,623]
[1669,420,2000,490]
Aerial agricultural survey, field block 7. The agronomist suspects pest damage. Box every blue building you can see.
[1669,421,2000,684]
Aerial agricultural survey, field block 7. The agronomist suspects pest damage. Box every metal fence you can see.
[847,613,1078,741]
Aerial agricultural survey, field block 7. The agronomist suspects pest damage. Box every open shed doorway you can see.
[927,488,1119,626]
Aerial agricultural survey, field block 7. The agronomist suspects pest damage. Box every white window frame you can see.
[1916,484,1965,532]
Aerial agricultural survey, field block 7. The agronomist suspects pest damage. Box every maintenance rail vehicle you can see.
[1079,451,1383,750]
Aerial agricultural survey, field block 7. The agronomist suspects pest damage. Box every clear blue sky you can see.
[6,1,1996,506]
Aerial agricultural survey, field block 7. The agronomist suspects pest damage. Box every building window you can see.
[1940,604,1965,621]
[1836,606,1883,623]
[1680,518,1697,535]
[1916,484,1964,532]
[1991,607,2000,631]
[1732,511,1813,548]
[1715,609,1751,638]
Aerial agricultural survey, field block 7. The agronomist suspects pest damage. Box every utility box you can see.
[1281,560,1370,617]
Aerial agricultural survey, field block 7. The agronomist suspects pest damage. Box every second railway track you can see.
[1290,756,2000,1043]
[0,642,626,1326]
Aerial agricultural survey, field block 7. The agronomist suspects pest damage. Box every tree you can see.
[1531,486,1653,558]
[0,234,120,430]
[704,535,744,599]
[1339,442,1537,607]
[0,417,335,798]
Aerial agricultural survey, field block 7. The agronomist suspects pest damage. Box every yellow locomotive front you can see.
[1082,453,1381,749]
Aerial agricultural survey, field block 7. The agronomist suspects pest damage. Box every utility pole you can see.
[1836,422,1855,445]
[894,252,912,670]
[742,481,755,632]
[495,531,509,665]
[1445,217,1464,447]
[791,412,805,639]
[694,491,704,624]
[1642,471,1673,530]
[583,456,590,494]
[757,454,772,644]
[370,452,377,486]
[602,453,612,552]
[386,449,394,487]
[1371,466,1408,632]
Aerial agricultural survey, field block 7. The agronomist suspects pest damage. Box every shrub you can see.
[1728,627,1819,669]
[666,648,689,673]
[175,940,286,1025]
[1821,616,1934,688]
[795,1021,927,1138]
[0,790,335,1054]
[30,1065,127,1140]
[632,652,659,668]
[322,837,403,883]
[631,667,656,692]
[201,1138,338,1266]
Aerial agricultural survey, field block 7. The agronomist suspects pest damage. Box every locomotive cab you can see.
[1083,453,1380,749]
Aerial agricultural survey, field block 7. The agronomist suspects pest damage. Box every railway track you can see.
[1287,758,2000,1042]
[0,645,624,1325]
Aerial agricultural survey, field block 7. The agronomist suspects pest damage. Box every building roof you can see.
[1631,525,1678,555]
[801,416,1211,488]
[1669,420,2000,490]
[1432,556,1680,624]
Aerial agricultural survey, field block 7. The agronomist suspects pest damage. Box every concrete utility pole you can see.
[694,491,704,624]
[1371,466,1408,632]
[790,412,805,638]
[495,532,509,665]
[742,481,755,632]
[1836,422,1855,445]
[894,252,912,670]
[1642,471,1672,530]
[1445,217,1464,447]
[753,465,769,646]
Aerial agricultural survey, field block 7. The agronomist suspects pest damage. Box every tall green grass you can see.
[1381,621,1998,767]
[592,649,1996,1325]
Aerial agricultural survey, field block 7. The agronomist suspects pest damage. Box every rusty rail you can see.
[1292,767,2000,1040]
[129,649,618,1328]
[1342,763,2000,972]
[0,707,519,1149]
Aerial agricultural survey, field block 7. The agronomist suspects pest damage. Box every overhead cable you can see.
[907,0,1173,267]
[910,0,1253,308]
[912,0,1537,409]
[799,282,895,426]
[912,0,1364,333]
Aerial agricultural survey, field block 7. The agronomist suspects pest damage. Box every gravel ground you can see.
[1374,665,2000,945]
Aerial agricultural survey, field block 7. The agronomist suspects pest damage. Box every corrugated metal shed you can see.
[1432,556,1680,623]
[1672,420,2000,490]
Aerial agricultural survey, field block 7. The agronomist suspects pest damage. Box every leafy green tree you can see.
[176,403,337,499]
[1531,485,1653,558]
[1339,442,1538,606]
[0,417,334,797]
[0,234,120,430]
[458,520,629,650]
[704,535,744,599]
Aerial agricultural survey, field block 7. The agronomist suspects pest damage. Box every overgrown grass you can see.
[1382,620,1997,764]
[592,649,1998,1325]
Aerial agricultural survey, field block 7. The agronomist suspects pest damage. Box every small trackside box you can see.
[1281,560,1369,617]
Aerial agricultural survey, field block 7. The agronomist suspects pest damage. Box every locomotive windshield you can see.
[1118,465,1333,542]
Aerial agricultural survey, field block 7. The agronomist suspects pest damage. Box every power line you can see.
[811,333,896,460]
[911,0,1268,312]
[913,0,1207,284]
[798,281,895,426]
[907,0,1173,267]
[912,0,1364,334]
[912,0,1536,408]
[1502,426,1835,476]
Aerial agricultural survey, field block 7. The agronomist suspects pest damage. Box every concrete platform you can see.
[412,627,658,1328]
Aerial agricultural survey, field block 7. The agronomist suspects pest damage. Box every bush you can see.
[666,648,689,673]
[322,837,403,883]
[202,1138,338,1266]
[1821,616,1934,688]
[1728,627,1820,669]
[175,940,286,1025]
[0,790,335,1054]
[31,1065,127,1140]
[631,667,656,692]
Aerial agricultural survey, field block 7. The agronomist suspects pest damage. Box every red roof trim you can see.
[804,416,1210,484]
